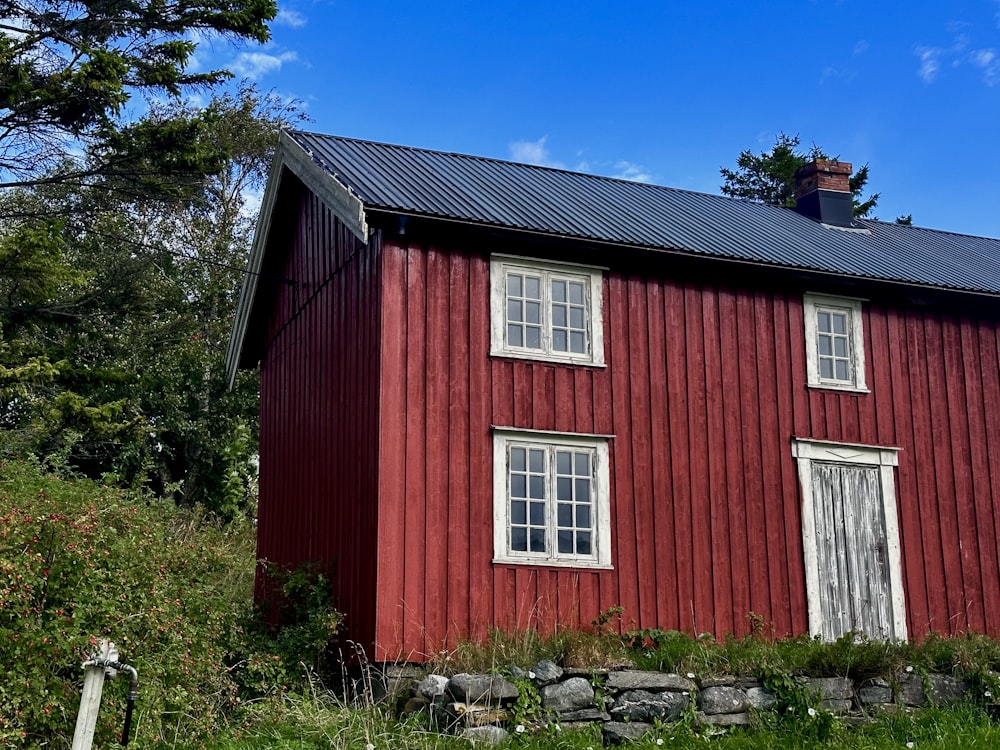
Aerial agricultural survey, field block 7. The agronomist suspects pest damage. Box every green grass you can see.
[194,697,1000,750]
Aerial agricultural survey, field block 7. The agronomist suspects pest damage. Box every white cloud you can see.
[971,48,1000,86]
[915,46,942,83]
[610,160,653,183]
[852,40,869,55]
[275,9,307,27]
[509,136,564,168]
[230,51,298,79]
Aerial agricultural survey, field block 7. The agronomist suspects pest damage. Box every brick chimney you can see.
[793,159,854,227]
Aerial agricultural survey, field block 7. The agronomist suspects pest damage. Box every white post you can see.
[71,640,117,750]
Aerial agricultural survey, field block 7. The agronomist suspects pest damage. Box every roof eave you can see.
[224,131,369,387]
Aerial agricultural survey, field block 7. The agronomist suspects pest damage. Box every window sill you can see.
[493,557,613,571]
[807,382,870,395]
[489,350,607,368]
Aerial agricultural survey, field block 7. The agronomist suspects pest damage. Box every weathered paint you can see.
[256,180,381,655]
[371,231,1000,660]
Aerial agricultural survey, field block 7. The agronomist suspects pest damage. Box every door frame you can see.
[791,438,907,641]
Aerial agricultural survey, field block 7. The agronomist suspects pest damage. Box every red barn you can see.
[226,132,1000,662]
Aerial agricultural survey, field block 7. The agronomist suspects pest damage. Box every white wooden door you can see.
[810,461,897,640]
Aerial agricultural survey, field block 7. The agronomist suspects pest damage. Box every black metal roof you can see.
[288,131,1000,296]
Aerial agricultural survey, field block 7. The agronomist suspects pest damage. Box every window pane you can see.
[552,305,566,327]
[834,337,847,357]
[525,326,541,349]
[820,358,833,379]
[510,447,525,471]
[511,527,527,551]
[570,332,585,353]
[530,529,545,552]
[569,307,584,329]
[508,274,522,297]
[553,330,567,351]
[576,505,590,528]
[508,325,522,347]
[529,449,544,472]
[510,474,526,498]
[525,276,541,299]
[511,500,526,524]
[576,531,591,555]
[525,301,541,325]
[529,475,545,499]
[556,477,572,500]
[575,452,590,475]
[569,282,584,305]
[552,280,566,302]
[558,503,572,527]
[558,530,573,554]
[575,478,590,503]
[817,311,831,332]
[556,451,571,474]
[529,501,545,525]
[833,313,847,335]
[818,335,832,356]
[507,299,522,322]
[835,360,849,381]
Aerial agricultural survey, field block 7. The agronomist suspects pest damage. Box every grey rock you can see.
[460,725,510,745]
[857,678,892,706]
[698,711,751,726]
[926,674,968,705]
[802,676,853,701]
[531,658,564,685]
[540,677,594,712]
[699,686,750,715]
[606,670,697,693]
[700,675,736,687]
[558,707,611,722]
[447,673,519,704]
[897,674,926,706]
[603,721,654,744]
[745,686,777,709]
[508,665,529,681]
[819,699,852,714]
[610,689,690,722]
[415,674,449,700]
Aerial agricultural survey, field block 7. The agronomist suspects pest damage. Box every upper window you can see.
[803,293,867,392]
[490,256,605,366]
[492,429,611,568]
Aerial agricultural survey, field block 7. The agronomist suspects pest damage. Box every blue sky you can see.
[204,0,999,238]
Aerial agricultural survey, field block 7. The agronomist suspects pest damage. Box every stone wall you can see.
[398,661,981,745]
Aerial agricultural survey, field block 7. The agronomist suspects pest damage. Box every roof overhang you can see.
[225,131,369,387]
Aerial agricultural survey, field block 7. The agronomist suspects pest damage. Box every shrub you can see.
[0,459,257,749]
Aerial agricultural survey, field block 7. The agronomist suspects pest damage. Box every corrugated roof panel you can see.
[288,131,1000,295]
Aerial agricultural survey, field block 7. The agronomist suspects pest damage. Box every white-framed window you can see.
[791,438,907,641]
[803,293,868,392]
[492,428,612,568]
[490,256,605,366]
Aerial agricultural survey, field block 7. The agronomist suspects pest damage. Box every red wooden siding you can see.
[373,235,1000,660]
[256,185,381,655]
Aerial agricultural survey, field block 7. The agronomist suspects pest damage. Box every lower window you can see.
[492,429,612,568]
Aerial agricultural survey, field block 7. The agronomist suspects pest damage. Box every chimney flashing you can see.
[793,159,854,228]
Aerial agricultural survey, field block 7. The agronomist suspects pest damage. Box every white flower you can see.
[906,743,915,749]
[527,671,535,679]
[515,724,526,734]
[554,724,561,732]
[682,691,689,696]
[986,690,993,698]
[905,665,914,673]
[787,706,794,713]
[364,745,374,750]
[686,672,695,679]
[656,740,664,746]
[807,707,816,717]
